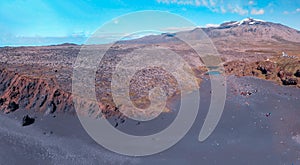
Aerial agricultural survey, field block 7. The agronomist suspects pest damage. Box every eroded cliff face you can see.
[224,57,300,88]
[0,44,202,119]
[0,68,129,124]
[0,69,74,114]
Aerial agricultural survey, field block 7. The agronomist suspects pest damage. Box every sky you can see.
[0,0,300,46]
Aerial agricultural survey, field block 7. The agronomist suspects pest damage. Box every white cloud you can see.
[156,0,217,7]
[205,24,219,28]
[251,8,265,15]
[113,19,119,24]
[157,0,197,6]
[228,5,249,15]
[156,0,250,15]
[156,0,219,11]
[248,1,254,5]
[201,0,208,7]
[160,26,196,32]
[209,0,216,6]
[220,6,226,13]
[195,0,201,6]
[283,8,300,15]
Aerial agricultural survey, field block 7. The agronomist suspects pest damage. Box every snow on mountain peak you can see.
[218,18,266,27]
[238,18,265,25]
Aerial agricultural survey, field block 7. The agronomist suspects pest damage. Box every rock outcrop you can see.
[295,70,300,77]
[282,78,298,85]
[0,68,73,114]
[0,68,127,120]
[224,58,300,87]
[22,115,35,126]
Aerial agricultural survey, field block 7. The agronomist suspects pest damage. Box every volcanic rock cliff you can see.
[0,68,73,114]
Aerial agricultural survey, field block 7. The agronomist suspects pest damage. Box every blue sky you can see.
[1,0,300,46]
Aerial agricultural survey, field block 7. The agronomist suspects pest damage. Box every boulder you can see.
[257,66,267,74]
[295,70,300,77]
[48,101,57,113]
[282,78,298,85]
[22,115,35,126]
[0,98,6,106]
[8,101,19,112]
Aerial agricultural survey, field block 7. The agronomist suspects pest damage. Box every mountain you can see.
[120,18,300,44]
[202,18,300,43]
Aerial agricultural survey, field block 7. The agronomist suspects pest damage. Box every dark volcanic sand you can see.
[0,76,300,165]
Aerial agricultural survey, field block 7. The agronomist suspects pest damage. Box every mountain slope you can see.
[121,18,300,44]
[202,18,300,43]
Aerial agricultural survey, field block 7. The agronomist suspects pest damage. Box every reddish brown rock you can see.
[277,70,285,79]
[0,69,74,114]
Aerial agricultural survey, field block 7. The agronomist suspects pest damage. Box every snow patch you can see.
[238,18,265,25]
[220,18,266,27]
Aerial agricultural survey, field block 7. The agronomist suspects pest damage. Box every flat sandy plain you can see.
[1,76,300,165]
